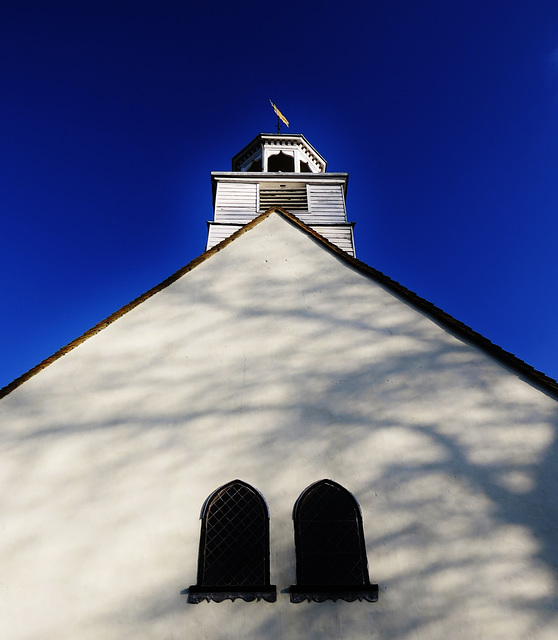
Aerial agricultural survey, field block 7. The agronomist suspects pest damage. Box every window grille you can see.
[259,184,308,211]
[188,480,276,603]
[290,479,378,603]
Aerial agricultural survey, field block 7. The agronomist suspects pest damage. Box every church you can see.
[1,132,558,639]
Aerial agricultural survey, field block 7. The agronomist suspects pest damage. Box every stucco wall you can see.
[1,213,557,639]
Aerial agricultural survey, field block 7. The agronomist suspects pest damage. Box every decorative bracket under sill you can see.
[187,585,277,604]
[289,584,379,603]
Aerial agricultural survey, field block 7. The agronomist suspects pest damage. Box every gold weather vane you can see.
[269,99,289,133]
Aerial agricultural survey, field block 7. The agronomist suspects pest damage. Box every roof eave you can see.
[2,208,557,400]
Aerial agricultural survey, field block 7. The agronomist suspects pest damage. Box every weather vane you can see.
[269,99,289,133]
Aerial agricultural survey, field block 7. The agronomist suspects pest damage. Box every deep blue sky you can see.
[2,1,558,390]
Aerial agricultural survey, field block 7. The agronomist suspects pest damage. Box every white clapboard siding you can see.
[206,223,243,250]
[312,225,355,256]
[307,184,346,223]
[215,182,258,222]
[210,179,353,255]
[208,221,354,256]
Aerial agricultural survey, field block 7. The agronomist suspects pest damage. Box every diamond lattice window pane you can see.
[198,481,270,587]
[293,480,370,586]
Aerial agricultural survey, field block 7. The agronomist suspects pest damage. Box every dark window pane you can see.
[291,480,378,601]
[198,481,269,587]
[188,480,276,602]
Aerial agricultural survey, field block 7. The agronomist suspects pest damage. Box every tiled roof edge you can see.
[0,209,277,400]
[273,208,558,400]
[2,207,557,400]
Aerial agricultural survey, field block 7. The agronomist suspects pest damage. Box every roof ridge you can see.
[2,207,557,400]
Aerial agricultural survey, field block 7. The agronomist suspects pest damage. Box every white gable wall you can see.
[1,213,557,639]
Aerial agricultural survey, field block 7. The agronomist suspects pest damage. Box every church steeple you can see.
[207,133,355,256]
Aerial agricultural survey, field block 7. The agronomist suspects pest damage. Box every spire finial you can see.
[269,100,289,133]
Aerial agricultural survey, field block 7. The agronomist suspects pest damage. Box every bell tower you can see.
[207,133,355,256]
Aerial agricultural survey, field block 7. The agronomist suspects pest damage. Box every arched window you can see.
[188,480,276,603]
[290,479,378,603]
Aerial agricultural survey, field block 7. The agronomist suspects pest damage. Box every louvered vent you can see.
[259,184,308,211]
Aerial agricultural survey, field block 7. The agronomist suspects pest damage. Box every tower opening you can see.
[268,151,294,172]
[246,158,262,172]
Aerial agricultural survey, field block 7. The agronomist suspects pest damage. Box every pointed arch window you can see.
[188,480,276,603]
[290,479,378,603]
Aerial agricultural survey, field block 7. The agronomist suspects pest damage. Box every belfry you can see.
[207,133,355,256]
